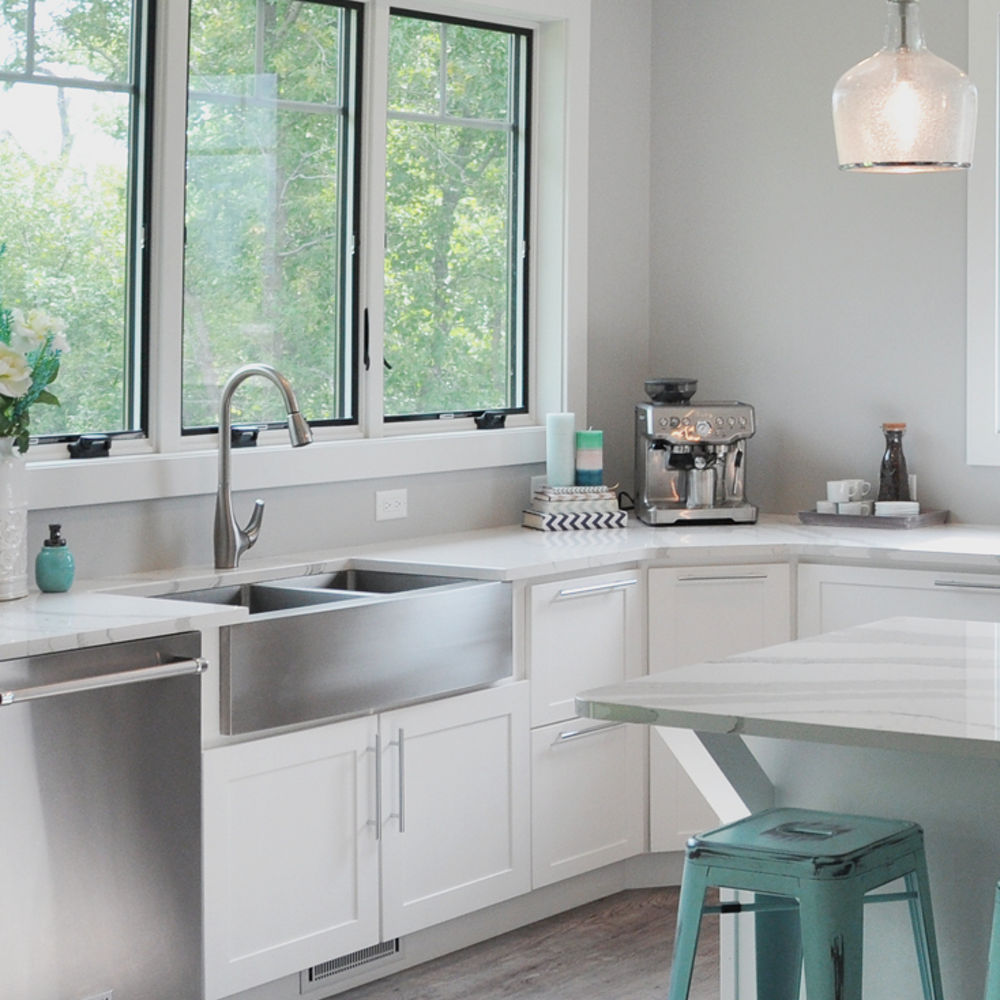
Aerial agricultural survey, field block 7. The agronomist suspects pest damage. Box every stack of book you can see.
[522,486,627,531]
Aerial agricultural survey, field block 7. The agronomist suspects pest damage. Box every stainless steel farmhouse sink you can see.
[163,568,512,734]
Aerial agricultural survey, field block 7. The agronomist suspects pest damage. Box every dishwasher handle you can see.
[1,657,208,706]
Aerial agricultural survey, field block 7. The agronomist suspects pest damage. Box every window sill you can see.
[27,425,546,510]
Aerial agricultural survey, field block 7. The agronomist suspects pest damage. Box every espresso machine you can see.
[635,378,757,525]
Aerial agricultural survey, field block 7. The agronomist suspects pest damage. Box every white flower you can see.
[11,307,69,354]
[0,343,33,399]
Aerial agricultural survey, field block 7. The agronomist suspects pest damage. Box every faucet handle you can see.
[242,499,265,552]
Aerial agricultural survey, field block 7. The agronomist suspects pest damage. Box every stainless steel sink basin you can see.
[167,582,360,613]
[160,567,512,734]
[271,567,465,594]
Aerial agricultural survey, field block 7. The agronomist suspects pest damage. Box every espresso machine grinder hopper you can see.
[634,378,757,525]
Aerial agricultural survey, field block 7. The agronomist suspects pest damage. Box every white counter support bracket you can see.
[652,726,775,822]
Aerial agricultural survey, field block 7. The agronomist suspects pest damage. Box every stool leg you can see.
[755,894,803,1000]
[984,882,1000,1000]
[904,862,945,1000]
[667,863,710,1000]
[799,884,864,1000]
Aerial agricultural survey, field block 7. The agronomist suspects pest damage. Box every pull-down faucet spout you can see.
[214,363,313,569]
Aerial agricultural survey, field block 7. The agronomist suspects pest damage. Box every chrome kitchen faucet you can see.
[214,364,313,569]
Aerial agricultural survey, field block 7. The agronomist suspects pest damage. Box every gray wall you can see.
[586,0,653,494]
[649,0,993,521]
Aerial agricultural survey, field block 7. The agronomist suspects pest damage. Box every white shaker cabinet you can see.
[202,715,380,1000]
[526,569,645,887]
[647,564,792,851]
[797,564,1000,637]
[203,682,530,1000]
[379,681,530,939]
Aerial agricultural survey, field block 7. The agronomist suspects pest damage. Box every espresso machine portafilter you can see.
[635,379,758,526]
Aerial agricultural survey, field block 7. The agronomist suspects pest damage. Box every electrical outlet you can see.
[375,488,408,521]
[81,991,113,1000]
[530,474,546,493]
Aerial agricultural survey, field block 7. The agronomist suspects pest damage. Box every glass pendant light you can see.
[832,0,977,172]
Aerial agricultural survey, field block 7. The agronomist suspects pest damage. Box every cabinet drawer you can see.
[798,564,1000,637]
[531,718,645,887]
[528,570,641,727]
[648,564,791,671]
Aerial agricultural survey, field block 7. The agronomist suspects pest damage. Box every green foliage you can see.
[383,13,520,417]
[0,0,527,441]
[0,0,133,438]
[0,246,65,452]
[183,0,348,428]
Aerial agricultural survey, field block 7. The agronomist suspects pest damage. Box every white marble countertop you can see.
[577,616,1000,759]
[8,513,1000,660]
[92,514,1000,594]
[0,591,245,659]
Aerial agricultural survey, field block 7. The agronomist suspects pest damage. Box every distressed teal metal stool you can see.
[667,807,943,1000]
[984,882,1000,1000]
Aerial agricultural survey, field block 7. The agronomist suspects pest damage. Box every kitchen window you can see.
[383,10,530,421]
[26,0,589,510]
[183,0,361,433]
[0,0,152,440]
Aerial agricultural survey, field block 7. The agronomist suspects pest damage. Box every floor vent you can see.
[301,939,401,992]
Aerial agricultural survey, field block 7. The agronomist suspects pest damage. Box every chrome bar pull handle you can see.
[934,579,1000,591]
[397,728,406,834]
[676,574,769,583]
[373,731,382,841]
[555,578,638,601]
[552,721,624,745]
[0,657,207,706]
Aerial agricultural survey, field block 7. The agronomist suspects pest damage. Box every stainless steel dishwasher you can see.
[0,631,205,1000]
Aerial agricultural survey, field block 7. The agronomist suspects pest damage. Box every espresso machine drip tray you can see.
[634,396,758,526]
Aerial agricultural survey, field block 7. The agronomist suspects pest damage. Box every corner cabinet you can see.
[798,563,1000,637]
[647,564,792,851]
[526,569,646,888]
[203,682,530,1000]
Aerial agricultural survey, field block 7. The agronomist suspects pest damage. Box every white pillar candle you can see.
[545,412,576,487]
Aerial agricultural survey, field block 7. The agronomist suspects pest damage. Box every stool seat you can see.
[668,807,944,1000]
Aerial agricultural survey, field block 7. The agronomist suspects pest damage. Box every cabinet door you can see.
[798,563,1000,637]
[203,717,379,1000]
[531,717,645,887]
[647,564,791,851]
[380,682,530,940]
[528,569,642,726]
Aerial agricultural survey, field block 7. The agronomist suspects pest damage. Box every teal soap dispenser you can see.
[35,524,75,593]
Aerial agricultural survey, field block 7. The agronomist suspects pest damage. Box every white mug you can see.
[837,500,872,516]
[827,479,872,503]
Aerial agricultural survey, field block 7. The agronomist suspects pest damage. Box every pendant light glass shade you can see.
[832,0,977,172]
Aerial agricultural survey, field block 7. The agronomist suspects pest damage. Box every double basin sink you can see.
[163,568,512,734]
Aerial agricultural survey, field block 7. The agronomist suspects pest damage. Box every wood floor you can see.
[338,888,720,1000]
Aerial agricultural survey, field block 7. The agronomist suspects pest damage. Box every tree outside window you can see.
[0,0,147,438]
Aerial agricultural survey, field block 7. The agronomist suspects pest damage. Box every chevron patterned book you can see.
[521,508,628,531]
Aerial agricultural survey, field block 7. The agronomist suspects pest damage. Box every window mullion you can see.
[149,0,192,453]
[359,0,392,438]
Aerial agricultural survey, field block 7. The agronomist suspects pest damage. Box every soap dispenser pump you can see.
[35,524,75,593]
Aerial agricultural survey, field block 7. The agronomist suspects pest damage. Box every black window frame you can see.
[383,6,532,424]
[179,0,365,437]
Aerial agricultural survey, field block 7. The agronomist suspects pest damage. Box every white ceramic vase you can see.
[0,437,28,600]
